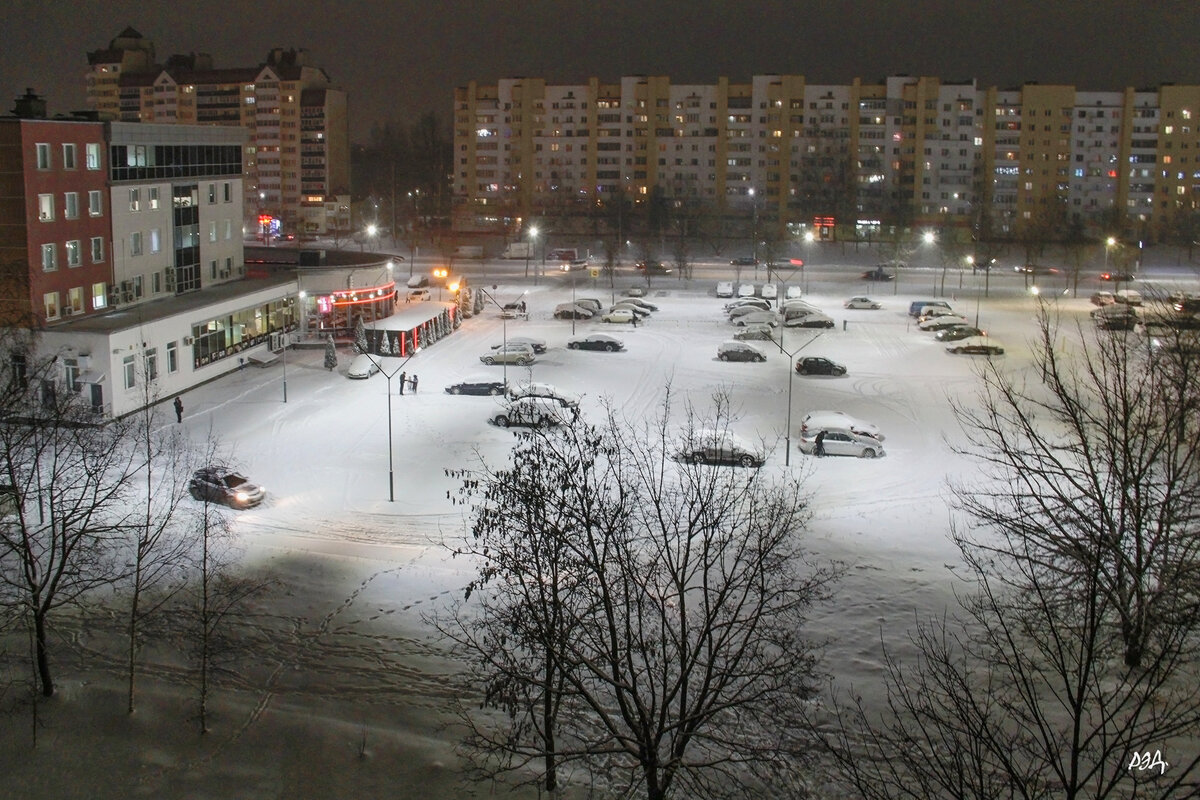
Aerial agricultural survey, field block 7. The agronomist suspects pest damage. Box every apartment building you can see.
[86,27,349,237]
[454,75,1200,241]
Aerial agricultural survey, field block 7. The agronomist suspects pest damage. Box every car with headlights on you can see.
[188,467,266,508]
[918,315,971,332]
[946,336,1005,356]
[567,333,625,352]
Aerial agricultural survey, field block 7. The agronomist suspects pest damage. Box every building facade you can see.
[453,75,1200,241]
[86,28,350,237]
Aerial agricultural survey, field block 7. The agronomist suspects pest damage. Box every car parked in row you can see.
[909,300,952,317]
[493,336,547,354]
[619,297,658,312]
[611,302,651,317]
[567,333,625,352]
[737,283,757,298]
[346,354,380,379]
[761,283,778,299]
[935,325,984,342]
[725,297,771,312]
[676,429,765,468]
[729,304,769,320]
[1091,291,1117,306]
[733,311,779,327]
[717,341,767,362]
[918,315,970,332]
[795,356,846,376]
[716,281,735,298]
[491,396,571,428]
[733,324,775,342]
[481,343,536,365]
[575,298,604,313]
[784,312,835,329]
[797,430,885,459]
[508,382,581,409]
[946,336,1005,356]
[189,466,266,508]
[601,309,637,324]
[445,378,508,395]
[554,303,594,320]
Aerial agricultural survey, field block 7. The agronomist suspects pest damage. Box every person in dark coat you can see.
[410,374,419,393]
[173,396,183,423]
[398,372,406,395]
[814,429,826,457]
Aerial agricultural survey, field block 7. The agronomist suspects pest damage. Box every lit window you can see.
[35,143,50,169]
[149,187,159,209]
[65,240,81,267]
[90,237,104,263]
[38,194,53,221]
[86,143,101,170]
[91,282,107,310]
[41,243,56,271]
[43,292,60,319]
[89,190,102,216]
[129,188,140,212]
[150,228,161,253]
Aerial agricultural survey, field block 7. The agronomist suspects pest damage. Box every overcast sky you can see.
[4,0,1198,143]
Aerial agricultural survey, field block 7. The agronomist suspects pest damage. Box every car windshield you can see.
[222,473,249,489]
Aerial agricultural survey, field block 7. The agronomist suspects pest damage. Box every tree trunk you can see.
[127,572,141,713]
[34,609,53,697]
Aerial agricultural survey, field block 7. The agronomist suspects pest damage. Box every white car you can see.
[737,283,757,298]
[729,304,770,320]
[491,396,571,428]
[346,354,380,379]
[492,336,547,354]
[508,382,581,409]
[844,296,881,310]
[480,343,536,365]
[785,285,804,299]
[407,288,431,302]
[800,410,884,440]
[918,315,970,332]
[783,312,835,328]
[716,281,735,298]
[760,283,778,299]
[601,309,637,324]
[798,429,885,458]
[610,302,651,317]
[733,310,779,327]
[725,298,771,312]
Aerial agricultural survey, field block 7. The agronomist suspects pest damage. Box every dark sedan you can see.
[1100,271,1135,282]
[795,356,847,376]
[567,334,625,352]
[188,467,266,508]
[445,379,508,396]
[861,267,894,282]
[635,260,673,274]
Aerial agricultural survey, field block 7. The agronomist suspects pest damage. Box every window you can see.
[65,240,81,267]
[64,192,78,219]
[123,355,136,390]
[91,282,107,310]
[144,348,158,382]
[223,182,232,202]
[86,142,101,170]
[130,232,143,256]
[62,143,77,169]
[129,188,140,212]
[88,190,102,216]
[224,219,232,240]
[90,237,104,263]
[43,292,59,319]
[38,194,53,221]
[208,184,216,203]
[35,143,50,169]
[41,243,56,271]
[210,260,218,279]
[209,221,217,242]
[68,287,83,314]
[150,228,161,253]
[167,341,178,373]
[64,358,80,393]
[152,271,161,294]
[149,187,159,209]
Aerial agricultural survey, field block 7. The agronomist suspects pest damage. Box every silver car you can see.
[480,343,536,365]
[798,430,885,458]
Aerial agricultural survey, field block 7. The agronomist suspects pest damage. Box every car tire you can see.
[952,347,963,354]
[568,342,579,349]
[605,343,617,352]
[860,449,877,459]
[494,415,510,427]
[738,455,757,468]
[449,386,461,394]
[518,357,532,365]
[719,353,729,361]
[483,356,496,365]
[691,452,706,464]
[489,386,503,395]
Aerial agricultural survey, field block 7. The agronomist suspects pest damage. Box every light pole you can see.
[1104,235,1116,274]
[432,267,448,300]
[526,225,538,279]
[775,329,825,466]
[363,347,422,502]
[478,287,523,385]
[749,188,759,279]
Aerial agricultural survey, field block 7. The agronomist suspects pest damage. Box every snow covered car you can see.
[508,382,581,409]
[626,286,647,297]
[676,429,765,468]
[918,315,970,332]
[716,281,735,298]
[601,309,637,324]
[737,283,757,298]
[480,343,536,365]
[609,302,651,317]
[760,283,778,299]
[717,341,767,362]
[567,333,625,352]
[1090,291,1117,306]
[785,285,805,299]
[725,297,771,313]
[618,297,658,312]
[783,312,835,329]
[407,288,431,302]
[733,311,778,327]
[797,430,885,459]
[728,304,771,320]
[445,378,509,395]
[492,336,547,354]
[800,410,884,440]
[733,324,775,342]
[844,296,881,310]
[346,354,380,379]
[574,298,604,313]
[917,307,959,323]
[935,325,984,342]
[554,303,594,320]
[946,336,1005,356]
[795,356,846,376]
[188,467,266,508]
[490,396,571,428]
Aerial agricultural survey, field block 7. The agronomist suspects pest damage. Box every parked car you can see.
[733,324,775,342]
[760,283,778,299]
[785,285,805,299]
[918,315,971,332]
[508,382,581,409]
[780,300,821,317]
[406,275,429,288]
[1092,305,1139,330]
[716,281,735,298]
[800,410,884,440]
[798,430,885,459]
[407,288,431,302]
[733,311,779,327]
[1115,289,1143,306]
[676,429,765,468]
[445,378,508,395]
[601,309,637,324]
[1100,270,1135,282]
[861,267,894,282]
[737,283,757,298]
[717,341,767,362]
[491,396,571,428]
[729,304,771,320]
[610,302,651,317]
[574,298,604,313]
[188,466,266,508]
[844,296,881,310]
[946,336,1005,355]
[909,300,952,317]
[1090,291,1117,306]
[795,356,846,376]
[626,286,647,297]
[346,354,380,379]
[730,256,758,267]
[725,297,771,312]
[619,297,659,312]
[918,307,957,322]
[783,312,835,328]
[500,300,528,318]
[480,343,536,365]
[554,303,594,320]
[493,336,546,354]
[567,333,625,352]
[935,325,984,342]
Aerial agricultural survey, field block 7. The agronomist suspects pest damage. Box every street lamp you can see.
[1104,236,1117,273]
[363,347,422,502]
[432,267,448,300]
[477,287,524,385]
[526,225,538,279]
[749,188,759,279]
[775,329,825,466]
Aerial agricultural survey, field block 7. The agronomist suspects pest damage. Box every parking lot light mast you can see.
[776,330,824,467]
[364,347,422,502]
[478,287,518,385]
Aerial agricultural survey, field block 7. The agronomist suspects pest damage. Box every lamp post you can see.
[363,347,422,502]
[1104,235,1116,274]
[775,329,825,466]
[749,188,759,279]
[478,287,523,385]
[526,225,538,279]
[432,267,448,300]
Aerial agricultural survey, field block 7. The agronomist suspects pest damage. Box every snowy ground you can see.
[3,258,1196,797]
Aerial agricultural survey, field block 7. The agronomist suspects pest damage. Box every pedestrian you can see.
[238,357,245,371]
[814,429,826,457]
[411,374,419,393]
[398,372,406,395]
[631,313,639,327]
[173,396,183,424]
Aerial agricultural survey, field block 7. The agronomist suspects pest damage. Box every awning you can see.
[77,370,106,384]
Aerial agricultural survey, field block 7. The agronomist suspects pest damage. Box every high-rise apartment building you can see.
[86,28,349,237]
[454,75,1200,241]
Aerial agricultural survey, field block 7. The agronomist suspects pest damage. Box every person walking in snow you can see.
[173,396,183,423]
[814,429,826,457]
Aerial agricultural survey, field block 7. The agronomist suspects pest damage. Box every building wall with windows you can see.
[454,74,1200,239]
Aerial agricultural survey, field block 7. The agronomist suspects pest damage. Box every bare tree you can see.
[438,394,837,799]
[828,307,1200,798]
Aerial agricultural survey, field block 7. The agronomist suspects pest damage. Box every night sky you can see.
[3,0,1198,143]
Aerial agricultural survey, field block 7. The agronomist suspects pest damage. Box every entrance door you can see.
[89,383,103,414]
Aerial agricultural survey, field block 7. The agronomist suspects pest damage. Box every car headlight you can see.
[235,491,250,503]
